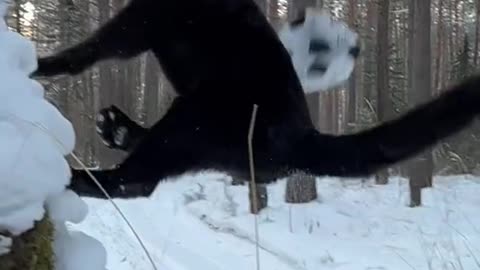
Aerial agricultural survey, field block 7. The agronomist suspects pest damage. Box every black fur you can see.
[34,0,480,198]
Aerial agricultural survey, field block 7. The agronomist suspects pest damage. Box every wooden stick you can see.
[247,104,260,270]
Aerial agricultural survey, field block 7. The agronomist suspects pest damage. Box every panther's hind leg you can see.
[68,167,159,198]
[70,99,290,199]
[68,98,238,198]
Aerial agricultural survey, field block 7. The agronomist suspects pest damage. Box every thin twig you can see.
[10,115,158,270]
[247,104,260,270]
[288,206,293,233]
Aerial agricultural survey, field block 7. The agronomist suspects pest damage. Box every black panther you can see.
[33,0,480,198]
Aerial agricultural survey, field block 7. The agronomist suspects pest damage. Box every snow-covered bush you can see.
[0,1,106,269]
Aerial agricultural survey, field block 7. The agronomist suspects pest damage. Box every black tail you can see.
[291,75,480,178]
[32,0,150,77]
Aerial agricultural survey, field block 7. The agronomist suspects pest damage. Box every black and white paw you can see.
[96,106,131,150]
[278,8,359,93]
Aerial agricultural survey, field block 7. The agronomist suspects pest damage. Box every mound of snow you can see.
[47,190,108,270]
[0,2,107,269]
[0,14,74,237]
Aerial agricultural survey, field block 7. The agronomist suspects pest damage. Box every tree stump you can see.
[285,171,318,203]
[0,216,54,270]
[375,169,389,185]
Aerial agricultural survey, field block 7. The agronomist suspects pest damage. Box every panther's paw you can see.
[96,105,132,150]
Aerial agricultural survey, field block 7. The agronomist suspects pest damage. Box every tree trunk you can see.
[284,0,318,204]
[434,0,444,93]
[346,0,359,133]
[407,0,433,207]
[96,0,124,167]
[363,0,378,103]
[474,0,480,66]
[375,0,392,185]
[285,171,318,203]
[0,217,54,270]
[144,52,176,126]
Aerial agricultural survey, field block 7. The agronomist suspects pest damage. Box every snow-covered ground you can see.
[72,172,480,270]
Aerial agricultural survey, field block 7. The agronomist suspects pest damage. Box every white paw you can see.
[278,7,358,92]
